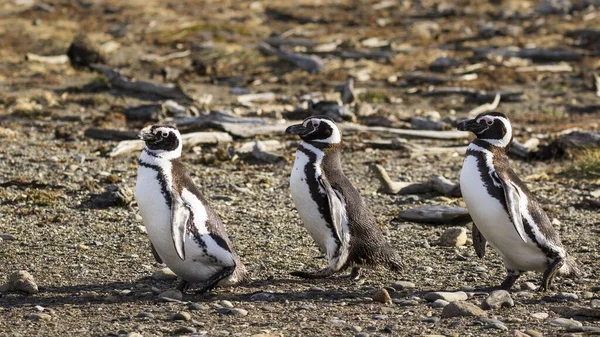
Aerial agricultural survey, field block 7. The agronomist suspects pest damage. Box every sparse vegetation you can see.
[358,91,390,103]
[561,148,600,179]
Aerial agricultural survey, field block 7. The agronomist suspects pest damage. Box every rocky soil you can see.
[0,0,599,336]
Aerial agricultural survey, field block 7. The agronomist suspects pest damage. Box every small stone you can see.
[582,291,594,299]
[479,318,508,331]
[424,291,468,302]
[136,312,154,319]
[170,312,191,321]
[351,326,362,332]
[550,317,583,328]
[423,316,441,323]
[372,314,387,320]
[530,312,549,319]
[26,313,51,321]
[439,227,468,246]
[417,266,433,273]
[249,292,275,301]
[482,290,514,310]
[0,234,14,240]
[152,267,177,280]
[591,299,600,308]
[355,333,369,337]
[372,288,392,305]
[430,299,449,308]
[525,329,544,337]
[441,301,486,318]
[390,281,415,291]
[173,326,197,335]
[566,326,600,333]
[3,270,39,294]
[159,289,183,302]
[217,308,248,316]
[127,333,142,337]
[520,281,537,291]
[220,300,234,308]
[556,292,578,301]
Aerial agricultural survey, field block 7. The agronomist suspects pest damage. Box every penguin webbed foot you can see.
[176,279,191,293]
[540,257,564,292]
[498,270,521,291]
[192,265,236,294]
[290,268,335,279]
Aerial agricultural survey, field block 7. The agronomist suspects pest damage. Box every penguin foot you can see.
[176,280,191,293]
[290,268,335,279]
[349,267,361,281]
[193,265,236,294]
[498,271,521,290]
[540,257,564,292]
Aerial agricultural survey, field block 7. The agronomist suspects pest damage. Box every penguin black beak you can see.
[285,123,312,136]
[457,119,487,134]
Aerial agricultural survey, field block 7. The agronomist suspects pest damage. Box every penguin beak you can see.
[138,126,155,141]
[457,118,487,134]
[285,123,312,136]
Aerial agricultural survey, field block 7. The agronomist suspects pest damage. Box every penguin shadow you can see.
[0,281,151,309]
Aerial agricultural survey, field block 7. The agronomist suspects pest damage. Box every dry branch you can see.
[90,64,192,101]
[468,93,501,117]
[398,205,472,225]
[25,53,69,64]
[258,42,324,73]
[371,165,461,197]
[340,123,470,140]
[109,132,233,157]
[140,50,191,63]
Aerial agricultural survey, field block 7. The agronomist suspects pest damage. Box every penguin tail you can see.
[384,252,404,273]
[560,255,580,278]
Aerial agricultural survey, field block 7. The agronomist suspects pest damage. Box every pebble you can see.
[249,292,275,301]
[173,326,197,335]
[390,281,415,291]
[479,318,508,331]
[136,312,154,319]
[217,308,248,316]
[394,299,419,306]
[355,333,369,337]
[441,301,486,318]
[372,314,387,320]
[550,317,583,328]
[159,289,183,302]
[188,303,210,311]
[220,300,234,308]
[424,291,468,302]
[520,281,537,291]
[430,299,449,308]
[309,286,325,292]
[591,299,600,308]
[152,267,177,280]
[372,288,392,305]
[482,290,514,310]
[417,266,433,273]
[170,312,191,321]
[530,312,549,319]
[422,316,440,323]
[26,313,51,321]
[127,333,142,337]
[525,329,544,337]
[351,326,362,332]
[2,270,39,294]
[0,234,14,240]
[582,291,594,299]
[439,227,468,246]
[556,292,578,301]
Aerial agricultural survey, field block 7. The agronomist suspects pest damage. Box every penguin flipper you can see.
[170,191,190,261]
[472,223,487,259]
[318,176,349,248]
[495,171,528,243]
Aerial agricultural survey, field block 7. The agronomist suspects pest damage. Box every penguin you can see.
[285,115,403,280]
[457,112,579,291]
[135,125,248,293]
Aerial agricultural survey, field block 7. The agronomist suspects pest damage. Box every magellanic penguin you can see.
[286,116,403,280]
[135,125,248,293]
[458,112,579,291]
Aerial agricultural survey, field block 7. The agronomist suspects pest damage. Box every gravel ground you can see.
[0,0,599,336]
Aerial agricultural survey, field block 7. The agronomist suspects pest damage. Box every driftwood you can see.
[516,63,573,73]
[372,165,461,196]
[257,42,324,73]
[474,47,582,63]
[237,140,282,154]
[251,141,286,164]
[468,93,501,117]
[84,128,137,141]
[537,130,600,159]
[334,77,355,105]
[422,87,524,103]
[237,92,276,105]
[364,138,468,157]
[550,305,600,318]
[410,117,449,131]
[25,53,69,64]
[340,50,392,62]
[90,64,192,101]
[403,72,450,84]
[509,138,540,159]
[109,132,233,157]
[340,124,470,140]
[264,36,317,49]
[398,205,472,225]
[140,50,191,63]
[124,100,188,121]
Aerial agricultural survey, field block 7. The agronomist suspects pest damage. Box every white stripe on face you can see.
[312,119,341,144]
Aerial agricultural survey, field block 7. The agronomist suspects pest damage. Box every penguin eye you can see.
[312,122,319,128]
[161,131,169,138]
[486,120,494,126]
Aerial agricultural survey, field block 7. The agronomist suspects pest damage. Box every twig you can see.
[468,93,501,117]
[109,132,233,157]
[398,205,472,225]
[140,50,191,63]
[516,63,573,73]
[370,165,413,194]
[25,53,69,64]
[257,42,324,73]
[340,123,470,140]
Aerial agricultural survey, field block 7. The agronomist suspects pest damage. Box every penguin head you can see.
[285,115,341,145]
[457,112,513,148]
[138,124,182,158]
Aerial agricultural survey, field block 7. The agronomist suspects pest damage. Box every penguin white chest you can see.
[289,150,331,253]
[460,156,547,271]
